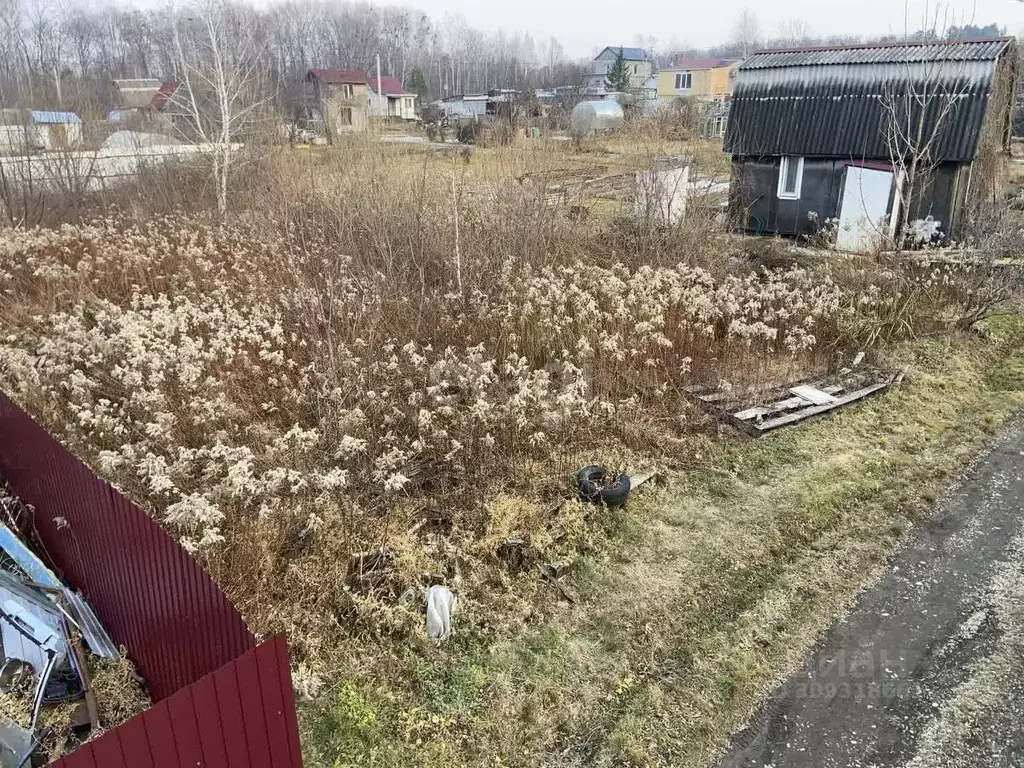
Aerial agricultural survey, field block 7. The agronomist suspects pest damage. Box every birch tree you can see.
[172,0,273,216]
[731,7,762,58]
[880,5,973,250]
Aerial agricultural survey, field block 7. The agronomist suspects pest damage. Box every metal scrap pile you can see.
[0,485,137,766]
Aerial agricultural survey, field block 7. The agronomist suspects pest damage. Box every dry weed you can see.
[0,139,1012,678]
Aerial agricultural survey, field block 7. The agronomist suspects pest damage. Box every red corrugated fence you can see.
[50,635,303,768]
[0,391,303,766]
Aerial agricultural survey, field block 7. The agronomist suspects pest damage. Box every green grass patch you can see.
[302,317,1024,768]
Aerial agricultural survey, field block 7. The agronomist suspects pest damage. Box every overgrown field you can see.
[0,136,1021,765]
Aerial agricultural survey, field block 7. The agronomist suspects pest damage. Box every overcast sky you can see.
[408,0,1024,58]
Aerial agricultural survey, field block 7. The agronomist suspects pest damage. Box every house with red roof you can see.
[367,76,418,121]
[304,69,370,138]
[109,79,185,122]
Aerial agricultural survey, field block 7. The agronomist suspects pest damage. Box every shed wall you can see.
[731,157,845,236]
[730,157,964,239]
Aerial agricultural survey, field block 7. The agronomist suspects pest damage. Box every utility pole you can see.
[376,53,384,118]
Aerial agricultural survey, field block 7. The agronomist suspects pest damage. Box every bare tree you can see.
[880,3,976,250]
[172,0,274,216]
[0,0,569,121]
[732,7,762,59]
[776,19,813,47]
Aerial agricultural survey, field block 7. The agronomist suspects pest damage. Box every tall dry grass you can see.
[0,136,1015,680]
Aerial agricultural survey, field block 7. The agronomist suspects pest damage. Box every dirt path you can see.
[721,416,1024,768]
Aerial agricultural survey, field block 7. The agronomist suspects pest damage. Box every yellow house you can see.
[657,58,741,100]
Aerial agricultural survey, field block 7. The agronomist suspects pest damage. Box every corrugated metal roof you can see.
[150,80,180,110]
[368,75,413,96]
[30,111,80,124]
[726,38,1016,162]
[307,68,367,84]
[601,46,650,61]
[665,58,739,71]
[742,38,1011,69]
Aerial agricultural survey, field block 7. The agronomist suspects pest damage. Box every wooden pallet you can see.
[685,369,904,437]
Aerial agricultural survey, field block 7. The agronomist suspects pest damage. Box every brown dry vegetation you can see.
[0,131,1022,766]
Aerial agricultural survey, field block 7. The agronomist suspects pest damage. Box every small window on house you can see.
[342,84,352,98]
[338,107,352,126]
[778,156,804,199]
[675,72,692,90]
[633,64,638,74]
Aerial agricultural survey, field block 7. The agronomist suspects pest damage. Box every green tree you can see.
[408,67,429,102]
[604,50,631,93]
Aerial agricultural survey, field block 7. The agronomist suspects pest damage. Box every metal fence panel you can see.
[50,636,302,768]
[0,391,254,700]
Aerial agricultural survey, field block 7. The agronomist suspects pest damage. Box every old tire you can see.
[576,465,631,507]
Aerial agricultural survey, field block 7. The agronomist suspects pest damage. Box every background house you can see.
[431,94,489,118]
[657,58,741,101]
[585,47,653,94]
[109,79,184,132]
[368,76,418,120]
[111,78,162,118]
[31,111,83,149]
[725,38,1019,249]
[0,110,82,153]
[305,68,369,138]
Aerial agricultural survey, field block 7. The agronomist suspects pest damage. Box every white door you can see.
[836,166,894,253]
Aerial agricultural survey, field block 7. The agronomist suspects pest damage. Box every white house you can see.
[585,47,654,94]
[367,76,418,120]
[0,110,82,154]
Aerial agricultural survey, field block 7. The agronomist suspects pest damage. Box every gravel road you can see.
[721,416,1024,768]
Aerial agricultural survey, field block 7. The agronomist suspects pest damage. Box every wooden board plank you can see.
[732,406,770,421]
[732,385,844,421]
[753,381,891,433]
[628,469,658,489]
[789,385,839,405]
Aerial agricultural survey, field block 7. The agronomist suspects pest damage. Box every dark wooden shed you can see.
[725,37,1019,249]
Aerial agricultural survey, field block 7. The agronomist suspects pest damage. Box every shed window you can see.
[338,107,352,126]
[675,72,692,90]
[778,156,804,199]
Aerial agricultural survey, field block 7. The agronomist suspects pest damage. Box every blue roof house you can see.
[0,109,83,154]
[29,111,83,150]
[585,46,655,94]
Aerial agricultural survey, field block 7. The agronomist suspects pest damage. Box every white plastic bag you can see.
[426,585,457,642]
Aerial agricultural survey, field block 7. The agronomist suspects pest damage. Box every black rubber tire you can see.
[576,465,606,502]
[598,473,631,507]
[576,465,631,507]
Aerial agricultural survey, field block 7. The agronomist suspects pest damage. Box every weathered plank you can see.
[752,381,892,433]
[628,469,658,489]
[789,385,839,405]
[733,385,844,421]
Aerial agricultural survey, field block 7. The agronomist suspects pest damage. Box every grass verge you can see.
[301,315,1024,768]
